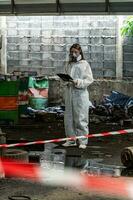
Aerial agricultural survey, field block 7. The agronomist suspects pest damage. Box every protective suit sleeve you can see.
[75,62,94,89]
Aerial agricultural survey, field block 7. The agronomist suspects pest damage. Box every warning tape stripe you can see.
[1,158,133,199]
[0,129,132,148]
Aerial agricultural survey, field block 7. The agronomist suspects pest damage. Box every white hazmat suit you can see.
[64,60,93,145]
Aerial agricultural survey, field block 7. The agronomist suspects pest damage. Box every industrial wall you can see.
[123,37,133,78]
[48,79,133,105]
[6,16,117,78]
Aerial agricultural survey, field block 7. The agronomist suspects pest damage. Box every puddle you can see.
[65,156,103,168]
[37,143,132,178]
[65,155,124,177]
[81,161,124,177]
[65,155,86,168]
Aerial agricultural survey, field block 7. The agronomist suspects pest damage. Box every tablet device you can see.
[57,73,73,82]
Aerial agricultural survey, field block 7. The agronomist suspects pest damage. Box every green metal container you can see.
[28,77,49,89]
[0,110,18,123]
[0,81,19,124]
[0,81,19,96]
[29,97,48,110]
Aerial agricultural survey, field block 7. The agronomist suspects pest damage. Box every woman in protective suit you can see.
[63,43,94,149]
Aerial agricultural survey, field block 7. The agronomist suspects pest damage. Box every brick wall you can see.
[123,37,133,78]
[6,16,117,78]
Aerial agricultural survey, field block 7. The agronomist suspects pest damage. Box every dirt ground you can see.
[0,178,121,200]
[0,119,133,200]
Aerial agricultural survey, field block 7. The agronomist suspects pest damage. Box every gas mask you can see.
[69,53,82,62]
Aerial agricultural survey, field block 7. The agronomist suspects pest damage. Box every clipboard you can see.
[57,73,73,82]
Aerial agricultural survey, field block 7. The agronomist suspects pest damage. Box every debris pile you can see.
[90,91,133,125]
[27,91,133,126]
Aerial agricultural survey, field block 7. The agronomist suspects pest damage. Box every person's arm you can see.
[74,62,94,89]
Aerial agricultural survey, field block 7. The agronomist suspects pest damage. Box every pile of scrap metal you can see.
[90,91,133,125]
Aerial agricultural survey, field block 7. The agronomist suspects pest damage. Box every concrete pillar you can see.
[116,16,124,79]
[0,17,7,74]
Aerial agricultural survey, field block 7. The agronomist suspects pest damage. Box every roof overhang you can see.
[0,0,133,15]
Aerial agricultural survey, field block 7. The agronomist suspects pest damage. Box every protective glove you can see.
[66,81,73,87]
[71,79,78,87]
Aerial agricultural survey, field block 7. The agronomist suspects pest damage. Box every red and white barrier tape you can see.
[1,158,133,199]
[0,129,133,148]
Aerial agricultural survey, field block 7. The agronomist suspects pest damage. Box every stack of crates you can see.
[0,80,19,124]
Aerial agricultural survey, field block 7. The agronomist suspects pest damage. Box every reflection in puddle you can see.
[82,161,124,177]
[38,144,133,178]
[66,156,124,177]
